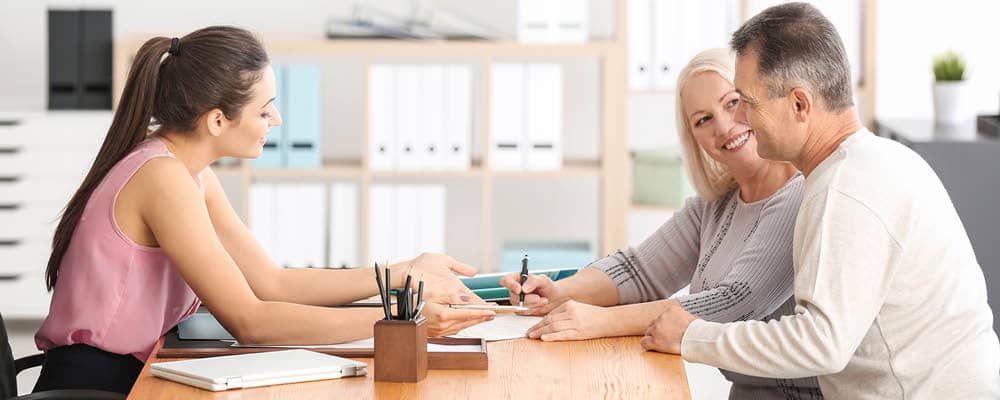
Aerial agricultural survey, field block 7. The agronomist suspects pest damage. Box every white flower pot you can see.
[933,81,969,125]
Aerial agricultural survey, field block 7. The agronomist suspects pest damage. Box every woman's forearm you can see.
[229,301,383,345]
[271,267,380,306]
[606,299,678,337]
[555,267,621,307]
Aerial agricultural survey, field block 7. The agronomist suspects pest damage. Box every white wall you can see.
[875,0,1000,119]
[0,0,614,111]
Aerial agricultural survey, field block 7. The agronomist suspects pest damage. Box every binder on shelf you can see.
[516,0,587,43]
[525,64,563,170]
[328,183,359,269]
[420,65,447,170]
[249,183,277,258]
[369,184,397,263]
[273,184,326,268]
[395,65,423,170]
[284,65,323,168]
[254,65,285,168]
[368,64,396,171]
[417,185,446,254]
[444,65,472,170]
[394,185,420,261]
[628,0,654,90]
[489,63,525,170]
[651,0,680,90]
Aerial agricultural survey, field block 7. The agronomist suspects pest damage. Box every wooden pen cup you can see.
[374,317,428,382]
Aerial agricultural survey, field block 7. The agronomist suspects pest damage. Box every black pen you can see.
[374,263,390,320]
[519,254,529,307]
[385,266,392,319]
[416,276,424,314]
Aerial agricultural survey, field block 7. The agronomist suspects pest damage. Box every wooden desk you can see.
[128,336,691,399]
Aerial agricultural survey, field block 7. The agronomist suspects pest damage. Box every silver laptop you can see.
[150,349,367,391]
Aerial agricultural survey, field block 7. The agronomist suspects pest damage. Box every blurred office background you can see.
[2,0,998,397]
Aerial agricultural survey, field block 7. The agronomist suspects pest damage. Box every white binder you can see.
[421,65,447,170]
[525,64,563,170]
[394,185,419,261]
[151,349,367,391]
[368,64,396,171]
[629,0,654,90]
[444,64,472,170]
[328,183,358,269]
[490,63,526,170]
[418,185,446,254]
[249,183,276,258]
[395,65,423,170]
[369,184,396,263]
[652,0,680,90]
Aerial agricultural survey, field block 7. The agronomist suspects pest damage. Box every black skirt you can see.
[33,344,144,395]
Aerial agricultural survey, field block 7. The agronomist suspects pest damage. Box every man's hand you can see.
[640,301,699,354]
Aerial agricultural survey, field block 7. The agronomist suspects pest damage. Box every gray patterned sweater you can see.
[589,173,823,399]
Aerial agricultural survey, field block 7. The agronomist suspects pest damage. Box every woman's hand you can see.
[420,302,495,337]
[394,253,485,305]
[640,301,699,354]
[524,300,616,341]
[500,272,567,316]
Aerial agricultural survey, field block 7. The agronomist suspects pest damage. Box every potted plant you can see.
[932,51,968,125]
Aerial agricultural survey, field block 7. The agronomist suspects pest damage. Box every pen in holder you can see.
[374,316,428,382]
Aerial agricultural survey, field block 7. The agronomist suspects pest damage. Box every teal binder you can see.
[283,64,322,168]
[253,64,285,168]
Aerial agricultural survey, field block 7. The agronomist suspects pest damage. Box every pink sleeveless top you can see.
[35,137,202,362]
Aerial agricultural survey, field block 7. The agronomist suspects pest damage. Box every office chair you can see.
[1,312,124,400]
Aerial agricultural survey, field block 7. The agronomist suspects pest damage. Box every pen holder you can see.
[374,317,428,382]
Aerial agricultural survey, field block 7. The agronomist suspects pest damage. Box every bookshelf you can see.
[111,0,629,272]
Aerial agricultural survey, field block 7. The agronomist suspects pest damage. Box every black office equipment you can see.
[48,9,113,110]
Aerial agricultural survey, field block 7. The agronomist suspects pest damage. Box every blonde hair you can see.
[675,48,739,201]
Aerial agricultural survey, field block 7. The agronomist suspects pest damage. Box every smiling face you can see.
[681,70,767,177]
[215,65,282,159]
[733,51,806,162]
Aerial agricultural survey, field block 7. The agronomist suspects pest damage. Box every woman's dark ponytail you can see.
[45,27,267,290]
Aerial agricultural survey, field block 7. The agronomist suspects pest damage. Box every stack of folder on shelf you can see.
[368,64,472,171]
[250,182,358,269]
[490,63,564,170]
[516,0,589,43]
[254,64,323,169]
[368,184,446,264]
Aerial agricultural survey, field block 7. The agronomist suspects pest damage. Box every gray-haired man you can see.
[639,2,1000,398]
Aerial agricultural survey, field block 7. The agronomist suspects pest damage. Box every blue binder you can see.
[283,65,322,168]
[253,64,285,168]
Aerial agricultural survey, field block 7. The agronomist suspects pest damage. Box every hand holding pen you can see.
[500,271,566,316]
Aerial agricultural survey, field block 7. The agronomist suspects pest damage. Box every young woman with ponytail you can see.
[32,26,494,394]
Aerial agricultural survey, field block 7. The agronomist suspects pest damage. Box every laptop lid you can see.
[150,349,367,391]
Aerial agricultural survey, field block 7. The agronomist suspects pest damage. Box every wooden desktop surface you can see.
[128,335,691,399]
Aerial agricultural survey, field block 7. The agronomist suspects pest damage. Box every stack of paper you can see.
[450,315,543,342]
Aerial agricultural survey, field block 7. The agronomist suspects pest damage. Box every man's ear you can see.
[203,109,227,138]
[789,87,812,122]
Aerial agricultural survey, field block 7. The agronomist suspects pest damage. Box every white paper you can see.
[450,314,542,342]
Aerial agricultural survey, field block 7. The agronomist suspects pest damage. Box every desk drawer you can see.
[0,205,62,239]
[0,240,50,275]
[0,272,52,319]
[0,177,79,205]
[0,149,98,176]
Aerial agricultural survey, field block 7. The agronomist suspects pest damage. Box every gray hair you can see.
[730,2,853,111]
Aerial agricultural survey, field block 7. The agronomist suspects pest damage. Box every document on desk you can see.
[449,314,542,341]
[231,338,481,353]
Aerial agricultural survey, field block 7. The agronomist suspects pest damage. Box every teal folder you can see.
[283,64,322,168]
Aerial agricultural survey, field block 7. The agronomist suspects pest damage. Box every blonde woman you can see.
[500,48,822,399]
